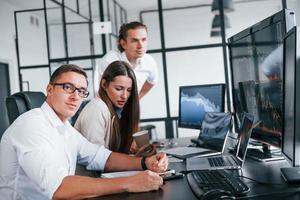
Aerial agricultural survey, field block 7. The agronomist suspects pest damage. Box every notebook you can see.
[162,112,232,159]
[186,113,254,171]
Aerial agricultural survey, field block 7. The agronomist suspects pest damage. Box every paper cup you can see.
[133,130,150,148]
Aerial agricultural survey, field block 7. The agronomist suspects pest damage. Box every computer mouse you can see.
[200,189,235,200]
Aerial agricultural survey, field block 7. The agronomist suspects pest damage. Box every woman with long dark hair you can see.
[75,61,140,153]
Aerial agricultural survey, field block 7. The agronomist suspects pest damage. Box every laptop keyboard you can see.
[208,156,233,167]
[187,170,250,198]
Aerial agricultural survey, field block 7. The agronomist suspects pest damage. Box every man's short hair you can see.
[50,64,88,85]
[118,21,147,52]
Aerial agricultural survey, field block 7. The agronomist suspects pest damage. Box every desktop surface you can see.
[89,137,300,200]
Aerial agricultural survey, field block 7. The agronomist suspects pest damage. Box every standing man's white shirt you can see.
[0,102,111,200]
[98,49,159,93]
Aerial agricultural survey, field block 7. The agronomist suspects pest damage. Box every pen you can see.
[158,169,175,176]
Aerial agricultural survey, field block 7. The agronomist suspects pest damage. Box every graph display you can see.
[178,84,225,129]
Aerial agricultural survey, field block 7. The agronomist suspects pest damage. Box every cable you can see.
[227,135,237,140]
[237,175,286,186]
[232,174,300,199]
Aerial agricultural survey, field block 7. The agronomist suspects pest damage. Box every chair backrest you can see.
[70,100,90,126]
[6,91,46,124]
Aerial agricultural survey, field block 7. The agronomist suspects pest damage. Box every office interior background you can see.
[0,0,300,140]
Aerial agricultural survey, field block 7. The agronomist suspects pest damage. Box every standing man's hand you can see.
[145,152,168,173]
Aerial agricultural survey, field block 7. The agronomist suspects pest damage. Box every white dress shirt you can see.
[0,102,112,200]
[98,49,159,92]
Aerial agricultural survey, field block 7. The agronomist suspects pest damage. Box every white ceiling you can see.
[6,0,273,23]
[5,0,215,13]
[4,0,275,13]
[4,0,44,10]
[116,0,213,12]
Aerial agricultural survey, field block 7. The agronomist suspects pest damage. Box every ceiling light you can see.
[211,14,231,31]
[211,0,235,14]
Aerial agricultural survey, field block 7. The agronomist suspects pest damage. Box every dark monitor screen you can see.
[236,113,254,162]
[282,26,300,167]
[178,83,225,129]
[228,9,295,147]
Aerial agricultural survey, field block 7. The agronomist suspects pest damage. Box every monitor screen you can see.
[228,9,295,147]
[282,26,300,167]
[178,83,225,129]
[236,113,254,162]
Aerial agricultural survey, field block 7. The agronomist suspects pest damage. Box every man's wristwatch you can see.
[141,157,148,170]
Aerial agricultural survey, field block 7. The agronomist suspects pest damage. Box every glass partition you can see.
[16,10,48,66]
[21,68,49,93]
[140,53,167,119]
[67,23,91,57]
[45,0,66,59]
[162,0,222,47]
[227,0,282,38]
[166,47,225,117]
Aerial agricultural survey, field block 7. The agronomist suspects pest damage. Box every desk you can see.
[91,137,300,200]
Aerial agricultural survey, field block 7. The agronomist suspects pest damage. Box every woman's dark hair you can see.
[98,61,140,153]
[118,21,147,52]
[50,64,88,85]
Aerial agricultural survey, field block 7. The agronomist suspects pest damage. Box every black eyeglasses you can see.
[53,83,89,98]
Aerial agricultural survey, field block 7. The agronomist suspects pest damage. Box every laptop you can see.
[162,112,232,159]
[186,113,254,171]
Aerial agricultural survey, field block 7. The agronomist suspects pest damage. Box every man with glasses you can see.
[0,64,168,200]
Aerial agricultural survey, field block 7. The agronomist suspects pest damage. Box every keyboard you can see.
[208,157,230,167]
[187,170,250,199]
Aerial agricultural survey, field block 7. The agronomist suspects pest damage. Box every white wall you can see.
[287,0,300,25]
[0,1,21,93]
[0,0,46,94]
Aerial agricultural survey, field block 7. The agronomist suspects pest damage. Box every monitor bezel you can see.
[178,83,226,130]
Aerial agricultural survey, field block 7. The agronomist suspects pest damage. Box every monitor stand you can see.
[246,143,284,162]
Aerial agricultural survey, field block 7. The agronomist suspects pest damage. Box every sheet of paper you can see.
[101,171,141,178]
[161,147,211,156]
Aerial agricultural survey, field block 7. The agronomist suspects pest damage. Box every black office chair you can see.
[6,91,46,124]
[70,100,90,126]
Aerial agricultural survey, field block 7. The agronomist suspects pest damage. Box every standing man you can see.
[99,21,158,99]
[0,64,168,200]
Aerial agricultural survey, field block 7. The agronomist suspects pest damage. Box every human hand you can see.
[145,152,168,173]
[130,140,139,154]
[135,144,156,157]
[126,170,163,192]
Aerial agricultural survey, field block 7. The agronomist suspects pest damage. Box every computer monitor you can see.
[228,9,295,161]
[178,83,225,130]
[280,26,300,184]
[282,26,300,167]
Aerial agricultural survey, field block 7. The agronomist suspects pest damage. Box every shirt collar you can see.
[120,51,142,66]
[41,102,70,129]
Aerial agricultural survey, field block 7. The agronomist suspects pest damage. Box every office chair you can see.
[70,100,90,126]
[6,91,46,124]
